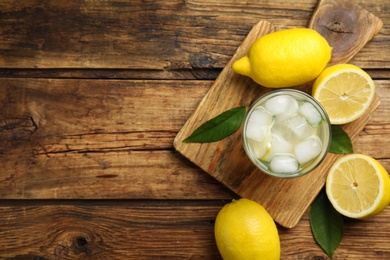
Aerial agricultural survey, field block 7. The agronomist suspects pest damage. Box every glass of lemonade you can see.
[242,89,331,178]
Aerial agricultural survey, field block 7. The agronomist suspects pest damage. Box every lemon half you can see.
[326,154,390,219]
[312,64,375,125]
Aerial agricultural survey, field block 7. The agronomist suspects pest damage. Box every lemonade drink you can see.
[242,89,331,178]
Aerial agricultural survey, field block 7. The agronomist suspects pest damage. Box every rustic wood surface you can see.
[0,0,389,259]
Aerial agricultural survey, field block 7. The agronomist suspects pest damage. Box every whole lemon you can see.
[232,28,332,88]
[214,198,280,260]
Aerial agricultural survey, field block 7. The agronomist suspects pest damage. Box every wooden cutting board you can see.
[173,0,383,228]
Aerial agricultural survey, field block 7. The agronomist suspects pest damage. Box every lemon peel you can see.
[214,198,280,260]
[232,28,332,88]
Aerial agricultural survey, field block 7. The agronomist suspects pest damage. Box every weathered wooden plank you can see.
[0,68,223,80]
[0,202,223,259]
[0,79,226,199]
[0,149,237,199]
[0,79,389,199]
[0,202,389,259]
[0,0,388,70]
[0,79,210,138]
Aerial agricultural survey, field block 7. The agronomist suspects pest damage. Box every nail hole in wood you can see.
[75,236,88,249]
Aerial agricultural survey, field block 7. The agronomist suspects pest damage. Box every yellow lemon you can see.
[326,154,390,219]
[312,64,375,125]
[214,198,280,260]
[232,28,332,88]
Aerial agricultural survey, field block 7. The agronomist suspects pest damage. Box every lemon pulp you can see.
[326,154,390,219]
[312,64,375,124]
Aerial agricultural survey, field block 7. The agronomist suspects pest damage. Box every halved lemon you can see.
[312,64,375,125]
[326,154,390,219]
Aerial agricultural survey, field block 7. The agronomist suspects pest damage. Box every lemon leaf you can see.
[330,125,353,154]
[310,188,344,258]
[183,106,246,143]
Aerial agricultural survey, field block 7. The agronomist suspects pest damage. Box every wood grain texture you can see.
[0,78,210,136]
[0,79,389,200]
[0,0,388,70]
[0,202,389,259]
[309,0,383,65]
[0,78,232,199]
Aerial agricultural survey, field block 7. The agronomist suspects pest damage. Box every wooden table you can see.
[1,0,389,259]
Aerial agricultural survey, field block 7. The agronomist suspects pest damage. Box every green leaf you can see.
[310,189,344,258]
[330,125,353,154]
[183,106,246,143]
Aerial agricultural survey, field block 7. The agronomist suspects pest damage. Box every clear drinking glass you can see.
[242,89,331,178]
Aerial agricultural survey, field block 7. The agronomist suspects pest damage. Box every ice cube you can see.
[264,133,293,161]
[246,107,272,142]
[299,102,322,126]
[264,95,298,116]
[294,136,322,164]
[269,154,299,174]
[274,115,315,142]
